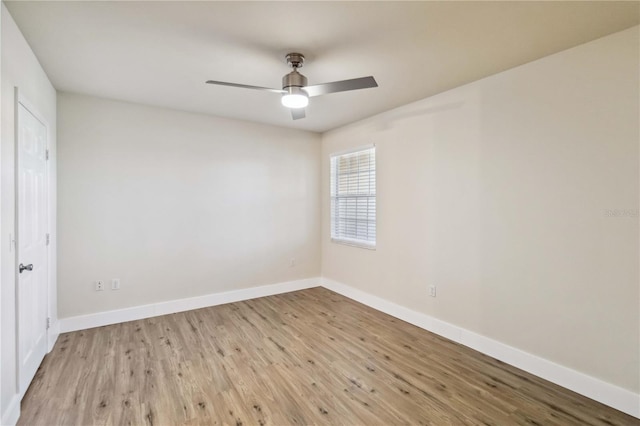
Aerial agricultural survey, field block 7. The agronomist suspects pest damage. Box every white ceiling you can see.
[5,1,639,133]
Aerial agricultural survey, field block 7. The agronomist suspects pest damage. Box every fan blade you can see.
[291,108,306,120]
[206,80,285,94]
[303,76,378,97]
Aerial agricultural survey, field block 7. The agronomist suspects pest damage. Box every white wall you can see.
[322,26,639,394]
[57,93,321,318]
[1,4,57,424]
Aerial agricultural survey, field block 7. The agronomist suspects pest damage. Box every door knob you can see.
[19,263,33,273]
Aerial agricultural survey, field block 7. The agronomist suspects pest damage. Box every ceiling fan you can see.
[206,53,378,120]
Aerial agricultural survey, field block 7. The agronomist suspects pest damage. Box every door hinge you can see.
[46,233,50,245]
[46,317,51,330]
[45,149,49,160]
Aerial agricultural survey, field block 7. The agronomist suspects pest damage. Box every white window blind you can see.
[330,146,376,248]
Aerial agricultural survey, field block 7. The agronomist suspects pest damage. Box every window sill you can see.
[331,238,376,250]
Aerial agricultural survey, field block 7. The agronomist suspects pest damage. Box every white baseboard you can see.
[59,277,320,333]
[0,395,20,426]
[321,277,640,419]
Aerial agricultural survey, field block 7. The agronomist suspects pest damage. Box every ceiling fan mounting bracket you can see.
[285,52,305,69]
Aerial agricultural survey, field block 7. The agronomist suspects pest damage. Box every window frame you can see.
[330,144,377,250]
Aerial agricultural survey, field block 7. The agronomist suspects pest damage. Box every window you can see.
[330,145,376,249]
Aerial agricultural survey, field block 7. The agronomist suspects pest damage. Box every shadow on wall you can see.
[375,101,465,131]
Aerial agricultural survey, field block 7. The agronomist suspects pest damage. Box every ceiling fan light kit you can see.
[281,87,309,108]
[206,52,378,120]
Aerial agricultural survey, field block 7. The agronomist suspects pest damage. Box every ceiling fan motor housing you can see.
[282,70,307,90]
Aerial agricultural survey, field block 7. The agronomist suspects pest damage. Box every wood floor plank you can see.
[18,287,639,426]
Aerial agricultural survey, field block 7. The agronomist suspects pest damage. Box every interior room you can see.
[1,1,638,425]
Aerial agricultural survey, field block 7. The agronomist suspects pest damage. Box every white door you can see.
[16,96,49,395]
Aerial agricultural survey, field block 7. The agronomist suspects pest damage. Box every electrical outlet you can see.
[428,285,437,297]
[111,278,120,290]
[95,280,105,291]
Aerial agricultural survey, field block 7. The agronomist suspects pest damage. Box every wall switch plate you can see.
[429,285,436,297]
[95,280,105,291]
[289,258,296,267]
[111,278,120,290]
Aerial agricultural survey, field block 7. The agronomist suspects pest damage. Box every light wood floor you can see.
[19,287,638,425]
